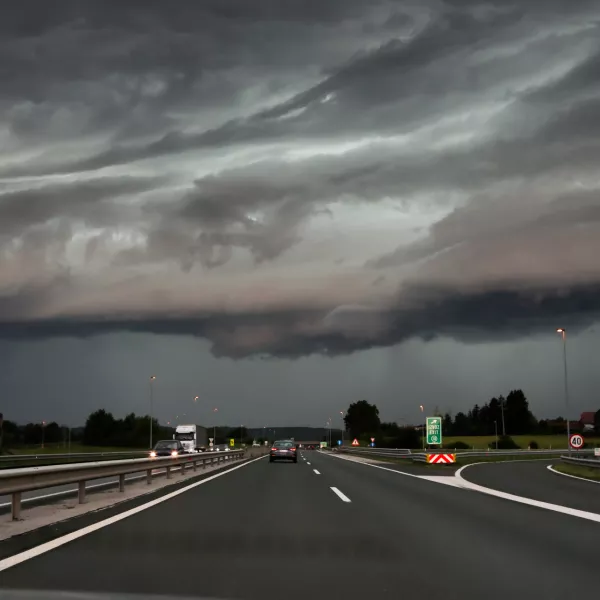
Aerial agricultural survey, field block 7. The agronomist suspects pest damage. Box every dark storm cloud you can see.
[1,282,599,359]
[0,175,166,234]
[1,0,600,359]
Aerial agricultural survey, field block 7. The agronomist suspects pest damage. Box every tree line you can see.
[0,410,255,452]
[343,390,600,449]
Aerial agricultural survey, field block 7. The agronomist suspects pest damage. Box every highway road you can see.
[459,458,600,513]
[0,450,598,599]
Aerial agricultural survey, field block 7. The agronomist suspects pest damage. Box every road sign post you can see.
[426,417,442,446]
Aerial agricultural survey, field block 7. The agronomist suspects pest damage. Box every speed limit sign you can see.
[569,434,584,449]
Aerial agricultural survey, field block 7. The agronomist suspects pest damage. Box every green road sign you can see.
[426,417,442,445]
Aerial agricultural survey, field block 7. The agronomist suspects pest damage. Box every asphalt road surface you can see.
[459,458,600,512]
[0,451,598,599]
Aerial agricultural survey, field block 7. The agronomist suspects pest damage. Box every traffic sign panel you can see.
[351,438,359,446]
[370,437,375,442]
[426,417,442,445]
[569,434,584,449]
[229,438,235,447]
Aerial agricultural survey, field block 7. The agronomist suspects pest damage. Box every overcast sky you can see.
[1,0,600,428]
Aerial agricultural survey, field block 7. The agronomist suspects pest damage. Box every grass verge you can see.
[552,462,600,482]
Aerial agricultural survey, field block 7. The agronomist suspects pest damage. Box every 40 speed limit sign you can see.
[569,433,584,449]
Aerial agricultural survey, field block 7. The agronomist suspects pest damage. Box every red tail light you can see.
[290,447,296,451]
[271,447,277,451]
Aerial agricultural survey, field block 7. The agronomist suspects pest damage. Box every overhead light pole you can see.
[556,328,571,453]
[340,411,345,446]
[419,405,425,449]
[149,375,156,449]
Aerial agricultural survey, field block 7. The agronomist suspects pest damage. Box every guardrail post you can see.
[78,481,86,504]
[181,461,186,476]
[147,469,152,484]
[192,459,197,472]
[12,492,21,521]
[166,465,171,479]
[119,474,125,492]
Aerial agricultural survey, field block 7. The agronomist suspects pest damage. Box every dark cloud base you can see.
[1,283,598,359]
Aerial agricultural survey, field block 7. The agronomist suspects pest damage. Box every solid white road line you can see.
[547,464,600,485]
[0,455,267,573]
[330,487,351,502]
[313,469,320,475]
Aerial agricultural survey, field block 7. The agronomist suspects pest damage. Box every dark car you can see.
[150,440,186,458]
[269,440,297,463]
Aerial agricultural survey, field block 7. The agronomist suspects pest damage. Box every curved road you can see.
[459,459,600,513]
[0,451,598,599]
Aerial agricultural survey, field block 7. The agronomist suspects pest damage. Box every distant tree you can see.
[453,412,470,436]
[83,409,117,446]
[344,400,380,439]
[595,410,600,435]
[23,423,43,445]
[504,389,536,434]
[44,422,61,444]
[442,413,453,436]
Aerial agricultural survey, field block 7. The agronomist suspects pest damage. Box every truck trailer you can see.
[173,424,208,453]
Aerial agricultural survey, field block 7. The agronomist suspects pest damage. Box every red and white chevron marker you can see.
[426,453,456,464]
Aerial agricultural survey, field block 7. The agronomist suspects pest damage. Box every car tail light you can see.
[171,450,178,457]
[271,447,277,451]
[290,447,296,451]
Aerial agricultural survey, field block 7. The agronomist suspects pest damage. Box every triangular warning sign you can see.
[352,438,359,446]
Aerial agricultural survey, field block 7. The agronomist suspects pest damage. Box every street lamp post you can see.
[340,411,345,446]
[500,398,506,437]
[556,328,571,453]
[419,405,425,449]
[149,376,156,449]
[494,420,498,450]
[41,420,46,449]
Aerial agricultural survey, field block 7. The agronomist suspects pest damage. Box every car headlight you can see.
[150,451,156,458]
[171,450,178,457]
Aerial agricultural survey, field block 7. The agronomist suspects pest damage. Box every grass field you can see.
[553,463,600,482]
[442,434,600,449]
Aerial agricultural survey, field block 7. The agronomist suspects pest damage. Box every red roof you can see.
[580,412,596,425]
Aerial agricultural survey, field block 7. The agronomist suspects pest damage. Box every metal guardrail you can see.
[0,451,147,466]
[560,455,600,468]
[336,447,592,462]
[0,450,248,520]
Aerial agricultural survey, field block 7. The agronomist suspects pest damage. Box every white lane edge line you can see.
[324,452,600,524]
[0,455,267,573]
[313,469,320,475]
[330,487,351,502]
[547,464,600,485]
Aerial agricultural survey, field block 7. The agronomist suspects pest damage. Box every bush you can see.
[528,440,539,449]
[444,440,470,449]
[496,435,520,450]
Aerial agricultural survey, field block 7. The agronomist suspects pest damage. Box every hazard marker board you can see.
[426,453,456,464]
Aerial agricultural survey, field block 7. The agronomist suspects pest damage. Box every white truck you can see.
[173,424,208,453]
